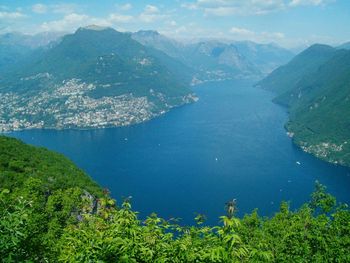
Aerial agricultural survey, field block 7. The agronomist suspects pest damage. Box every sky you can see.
[0,0,349,48]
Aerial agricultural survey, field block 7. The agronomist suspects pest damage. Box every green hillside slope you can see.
[256,44,336,95]
[0,135,103,259]
[258,45,350,166]
[1,136,349,262]
[0,136,101,194]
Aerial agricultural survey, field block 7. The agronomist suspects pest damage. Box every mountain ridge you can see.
[132,30,294,83]
[0,27,197,132]
[257,44,350,166]
[0,26,294,132]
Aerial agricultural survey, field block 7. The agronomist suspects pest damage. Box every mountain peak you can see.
[337,41,350,50]
[135,30,160,37]
[79,25,111,31]
[305,43,334,53]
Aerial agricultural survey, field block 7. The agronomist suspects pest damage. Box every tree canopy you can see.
[1,136,349,262]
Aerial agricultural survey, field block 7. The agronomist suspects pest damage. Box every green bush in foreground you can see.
[0,136,349,262]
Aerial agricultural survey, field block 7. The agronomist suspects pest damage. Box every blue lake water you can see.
[9,80,350,225]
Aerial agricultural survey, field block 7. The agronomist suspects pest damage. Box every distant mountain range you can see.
[0,26,295,131]
[257,44,350,167]
[0,26,196,131]
[338,42,350,50]
[132,30,294,83]
[1,26,349,166]
[0,32,64,74]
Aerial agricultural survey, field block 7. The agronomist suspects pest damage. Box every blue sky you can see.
[0,0,349,48]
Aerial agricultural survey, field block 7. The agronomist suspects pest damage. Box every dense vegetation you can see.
[257,44,350,167]
[1,136,349,262]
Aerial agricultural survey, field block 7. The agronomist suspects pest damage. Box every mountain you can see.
[258,45,350,166]
[0,27,296,132]
[132,31,294,83]
[337,41,350,50]
[0,31,63,48]
[0,32,63,74]
[132,30,186,60]
[132,30,195,83]
[132,31,261,81]
[233,41,294,74]
[256,44,336,96]
[0,27,196,132]
[183,41,262,82]
[0,42,32,74]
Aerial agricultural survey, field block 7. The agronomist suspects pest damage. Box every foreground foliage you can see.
[0,136,349,262]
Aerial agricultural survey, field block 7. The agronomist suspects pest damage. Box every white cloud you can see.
[40,13,87,32]
[0,11,26,20]
[35,3,169,33]
[52,4,77,14]
[0,8,26,33]
[37,10,135,33]
[118,3,133,11]
[182,0,285,15]
[144,5,159,14]
[160,22,220,41]
[32,3,77,15]
[108,13,133,23]
[32,4,47,14]
[289,0,333,6]
[230,27,255,36]
[229,26,285,42]
[182,0,335,16]
[39,13,111,32]
[180,3,198,10]
[261,31,285,39]
[139,5,166,23]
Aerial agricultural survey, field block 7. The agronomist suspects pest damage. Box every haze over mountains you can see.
[132,30,294,82]
[0,31,64,73]
[0,26,293,132]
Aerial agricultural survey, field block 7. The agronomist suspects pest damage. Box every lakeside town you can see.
[0,78,197,132]
[300,140,348,166]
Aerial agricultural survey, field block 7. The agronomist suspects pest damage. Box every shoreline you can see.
[0,95,198,133]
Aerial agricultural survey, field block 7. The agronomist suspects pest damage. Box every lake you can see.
[9,80,350,225]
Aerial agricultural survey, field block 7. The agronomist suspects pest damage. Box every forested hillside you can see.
[1,136,349,262]
[257,45,350,167]
[0,27,196,132]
